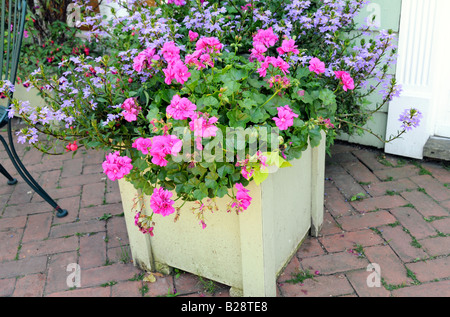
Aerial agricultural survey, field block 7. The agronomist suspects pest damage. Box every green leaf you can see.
[247,76,263,89]
[205,178,217,189]
[238,98,257,110]
[319,89,336,106]
[253,169,269,185]
[190,165,207,177]
[205,171,219,189]
[146,106,161,121]
[217,164,234,178]
[198,95,219,108]
[227,109,250,128]
[263,152,293,169]
[295,67,310,80]
[193,183,208,201]
[222,81,241,96]
[301,91,316,105]
[216,186,229,198]
[293,117,305,128]
[249,107,269,124]
[308,127,323,148]
[174,173,188,184]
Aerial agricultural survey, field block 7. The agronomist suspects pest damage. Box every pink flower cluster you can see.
[249,43,267,63]
[133,48,160,73]
[189,112,219,150]
[188,30,199,42]
[273,105,299,131]
[121,98,141,122]
[132,134,182,167]
[66,141,78,152]
[150,135,183,167]
[308,58,355,91]
[276,39,300,55]
[189,112,219,138]
[231,183,252,212]
[132,137,152,155]
[241,3,254,11]
[268,75,291,89]
[253,27,279,48]
[150,187,175,217]
[335,71,355,91]
[250,27,278,63]
[102,151,133,181]
[319,117,335,129]
[309,57,326,75]
[161,41,180,63]
[257,56,290,78]
[249,28,297,79]
[185,37,223,70]
[167,0,185,6]
[167,94,197,120]
[161,41,191,85]
[236,151,268,180]
[134,211,154,236]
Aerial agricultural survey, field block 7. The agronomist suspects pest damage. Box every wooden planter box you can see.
[118,133,326,297]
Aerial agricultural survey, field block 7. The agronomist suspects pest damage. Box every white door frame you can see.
[385,0,449,159]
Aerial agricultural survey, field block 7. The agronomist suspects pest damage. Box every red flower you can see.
[66,141,78,152]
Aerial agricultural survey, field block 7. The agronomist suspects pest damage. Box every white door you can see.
[433,26,450,138]
[385,0,450,159]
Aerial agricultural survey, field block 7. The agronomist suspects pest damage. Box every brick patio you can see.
[0,119,449,297]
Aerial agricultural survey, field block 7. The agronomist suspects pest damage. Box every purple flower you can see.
[399,108,422,131]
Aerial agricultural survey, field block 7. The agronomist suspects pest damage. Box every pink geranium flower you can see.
[134,211,154,236]
[277,39,300,55]
[150,187,175,217]
[167,95,197,120]
[195,37,223,53]
[273,105,299,131]
[253,27,279,48]
[161,41,181,63]
[102,151,133,181]
[189,30,199,42]
[200,53,214,68]
[133,48,160,72]
[335,71,355,91]
[167,0,186,6]
[189,112,219,138]
[121,98,141,122]
[189,112,219,151]
[256,56,290,77]
[132,137,152,155]
[271,56,290,74]
[231,183,252,212]
[309,57,326,74]
[163,60,191,85]
[249,43,267,62]
[150,135,183,167]
[256,57,271,77]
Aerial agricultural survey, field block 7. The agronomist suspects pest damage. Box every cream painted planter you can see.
[118,133,326,297]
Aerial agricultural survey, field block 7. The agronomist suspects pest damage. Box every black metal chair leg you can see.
[0,122,68,218]
[0,163,18,185]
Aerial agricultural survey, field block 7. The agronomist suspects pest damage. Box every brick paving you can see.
[0,119,449,297]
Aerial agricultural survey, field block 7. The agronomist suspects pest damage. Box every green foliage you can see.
[17,2,102,82]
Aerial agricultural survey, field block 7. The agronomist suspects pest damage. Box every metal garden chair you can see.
[0,0,68,217]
